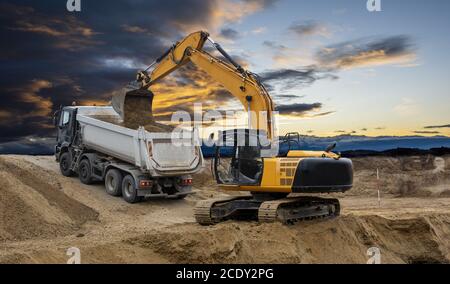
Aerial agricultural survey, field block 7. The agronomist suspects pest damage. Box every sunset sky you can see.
[1,0,450,146]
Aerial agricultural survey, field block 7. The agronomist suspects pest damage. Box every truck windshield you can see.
[60,111,70,126]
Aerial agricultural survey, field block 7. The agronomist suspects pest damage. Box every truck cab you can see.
[54,106,78,161]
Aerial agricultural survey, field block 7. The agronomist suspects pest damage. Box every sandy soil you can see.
[1,155,449,264]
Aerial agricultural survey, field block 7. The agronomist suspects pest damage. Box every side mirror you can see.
[325,142,337,153]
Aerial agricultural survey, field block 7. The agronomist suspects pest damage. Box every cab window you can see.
[60,111,70,126]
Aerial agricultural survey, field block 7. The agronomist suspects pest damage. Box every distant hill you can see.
[0,137,55,155]
[285,135,450,152]
[341,147,450,157]
[1,135,450,157]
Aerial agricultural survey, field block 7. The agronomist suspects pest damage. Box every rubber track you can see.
[258,197,340,224]
[194,196,247,225]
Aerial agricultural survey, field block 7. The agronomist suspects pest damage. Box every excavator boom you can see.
[112,31,275,139]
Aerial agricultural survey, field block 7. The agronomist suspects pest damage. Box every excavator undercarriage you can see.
[194,195,340,225]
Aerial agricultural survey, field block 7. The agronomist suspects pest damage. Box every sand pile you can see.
[0,157,98,241]
[349,155,450,197]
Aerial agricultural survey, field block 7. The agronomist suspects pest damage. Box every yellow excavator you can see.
[112,31,353,225]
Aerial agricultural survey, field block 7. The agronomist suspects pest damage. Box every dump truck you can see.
[53,105,203,203]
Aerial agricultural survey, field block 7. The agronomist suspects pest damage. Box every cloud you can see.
[0,79,55,142]
[311,111,335,117]
[334,130,356,135]
[260,34,416,106]
[317,35,416,69]
[0,110,12,118]
[263,40,287,51]
[219,28,240,40]
[121,24,150,34]
[424,124,450,129]
[361,128,368,131]
[275,102,332,117]
[0,0,275,144]
[413,131,440,135]
[251,27,266,34]
[262,40,294,66]
[19,80,54,117]
[192,0,278,32]
[260,68,338,93]
[1,3,100,52]
[288,21,329,37]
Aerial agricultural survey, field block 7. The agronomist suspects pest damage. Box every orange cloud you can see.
[149,64,241,120]
[327,50,416,69]
[121,24,150,34]
[0,110,15,126]
[19,80,53,118]
[317,36,417,70]
[174,0,277,34]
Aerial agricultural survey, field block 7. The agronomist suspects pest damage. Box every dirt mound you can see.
[126,214,450,264]
[0,157,98,241]
[350,155,450,197]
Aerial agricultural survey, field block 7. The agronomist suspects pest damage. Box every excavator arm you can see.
[113,31,275,139]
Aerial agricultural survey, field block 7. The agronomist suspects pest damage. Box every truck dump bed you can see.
[76,106,202,177]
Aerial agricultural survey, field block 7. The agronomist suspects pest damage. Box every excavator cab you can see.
[213,129,266,186]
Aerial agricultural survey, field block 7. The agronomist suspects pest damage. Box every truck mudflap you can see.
[292,158,353,193]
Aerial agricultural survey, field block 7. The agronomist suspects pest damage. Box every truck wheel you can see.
[79,159,93,185]
[59,152,74,177]
[105,169,123,196]
[122,175,141,203]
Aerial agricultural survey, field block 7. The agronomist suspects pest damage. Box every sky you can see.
[1,0,450,148]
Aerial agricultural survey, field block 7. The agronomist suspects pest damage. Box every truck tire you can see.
[105,169,123,196]
[122,175,142,203]
[59,152,74,177]
[79,159,93,185]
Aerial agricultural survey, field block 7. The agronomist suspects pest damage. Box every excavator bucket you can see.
[111,83,156,128]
